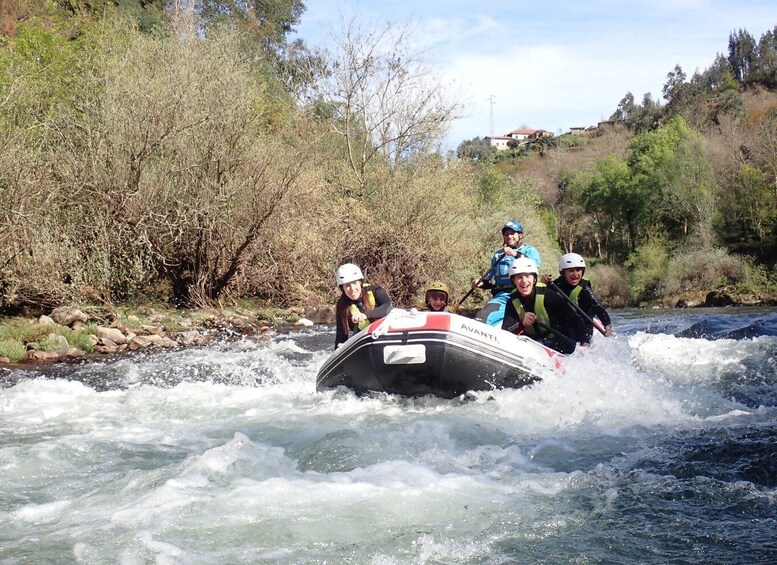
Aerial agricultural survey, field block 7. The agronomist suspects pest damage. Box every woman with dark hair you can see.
[334,263,393,348]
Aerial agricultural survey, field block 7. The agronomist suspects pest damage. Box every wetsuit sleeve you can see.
[579,286,611,327]
[501,299,521,333]
[365,285,393,320]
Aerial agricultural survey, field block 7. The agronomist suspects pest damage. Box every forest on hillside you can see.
[0,1,775,315]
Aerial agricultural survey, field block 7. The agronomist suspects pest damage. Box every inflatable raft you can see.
[316,309,564,398]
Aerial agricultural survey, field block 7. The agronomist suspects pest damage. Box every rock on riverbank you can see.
[1,304,335,366]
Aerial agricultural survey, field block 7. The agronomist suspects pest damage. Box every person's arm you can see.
[580,286,612,328]
[501,299,521,334]
[364,285,393,320]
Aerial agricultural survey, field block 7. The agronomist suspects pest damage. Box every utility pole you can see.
[487,95,495,138]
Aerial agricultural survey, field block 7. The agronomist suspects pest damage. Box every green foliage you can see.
[199,0,305,48]
[0,339,25,361]
[456,137,495,161]
[724,164,777,243]
[0,321,57,343]
[64,326,96,353]
[0,319,96,359]
[663,248,746,295]
[1,14,775,316]
[625,237,670,302]
[576,155,634,251]
[660,130,718,247]
[586,264,631,308]
[475,161,513,206]
[733,262,776,295]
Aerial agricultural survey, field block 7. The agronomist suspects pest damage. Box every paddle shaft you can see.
[506,318,578,350]
[454,251,508,311]
[548,282,607,336]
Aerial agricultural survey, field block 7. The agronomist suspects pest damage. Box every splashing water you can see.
[1,308,776,563]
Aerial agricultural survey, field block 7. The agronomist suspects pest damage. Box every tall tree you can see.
[753,27,777,88]
[728,29,757,84]
[198,0,305,49]
[661,132,718,247]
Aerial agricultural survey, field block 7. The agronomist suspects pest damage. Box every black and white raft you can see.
[316,309,564,399]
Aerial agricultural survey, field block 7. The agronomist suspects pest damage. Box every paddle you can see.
[452,251,507,312]
[506,318,578,351]
[547,282,607,336]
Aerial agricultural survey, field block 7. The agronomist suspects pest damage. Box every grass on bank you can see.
[0,319,98,362]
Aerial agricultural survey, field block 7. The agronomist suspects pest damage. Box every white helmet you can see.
[558,253,586,272]
[509,257,539,276]
[336,263,363,285]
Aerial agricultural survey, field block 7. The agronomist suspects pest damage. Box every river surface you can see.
[1,307,776,564]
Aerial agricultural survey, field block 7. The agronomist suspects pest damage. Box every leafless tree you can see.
[315,15,465,196]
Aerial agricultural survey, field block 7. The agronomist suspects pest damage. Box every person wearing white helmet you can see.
[472,220,542,327]
[542,253,612,339]
[501,257,588,354]
[334,263,393,347]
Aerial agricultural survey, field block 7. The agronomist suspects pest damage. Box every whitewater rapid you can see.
[1,308,775,563]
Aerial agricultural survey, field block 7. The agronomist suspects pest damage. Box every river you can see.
[1,307,776,564]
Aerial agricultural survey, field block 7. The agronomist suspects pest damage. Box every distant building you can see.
[487,128,553,150]
[486,136,513,150]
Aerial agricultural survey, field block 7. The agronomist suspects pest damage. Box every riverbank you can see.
[0,302,338,367]
[1,287,774,367]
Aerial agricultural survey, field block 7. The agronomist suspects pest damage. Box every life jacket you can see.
[492,246,538,290]
[492,250,516,290]
[349,284,376,330]
[567,278,591,305]
[510,283,552,338]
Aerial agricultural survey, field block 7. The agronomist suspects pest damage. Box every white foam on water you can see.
[0,325,773,562]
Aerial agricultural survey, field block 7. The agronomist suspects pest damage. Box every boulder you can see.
[305,306,336,324]
[46,333,70,350]
[128,334,166,350]
[97,326,127,345]
[174,330,202,347]
[50,307,89,327]
[22,349,81,363]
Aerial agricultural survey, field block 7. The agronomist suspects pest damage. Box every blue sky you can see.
[292,1,775,149]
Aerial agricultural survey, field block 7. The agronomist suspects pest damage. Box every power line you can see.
[487,95,495,138]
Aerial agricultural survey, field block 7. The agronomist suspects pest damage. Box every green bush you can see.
[0,339,26,362]
[0,321,53,343]
[64,328,96,353]
[731,261,775,296]
[663,248,746,295]
[625,238,670,302]
[0,321,96,356]
[587,264,632,308]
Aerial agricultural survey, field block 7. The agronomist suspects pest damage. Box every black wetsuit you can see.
[501,285,588,354]
[551,277,611,341]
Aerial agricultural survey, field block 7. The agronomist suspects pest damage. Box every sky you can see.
[291,1,775,150]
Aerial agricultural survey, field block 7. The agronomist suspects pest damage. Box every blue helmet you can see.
[502,220,523,234]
